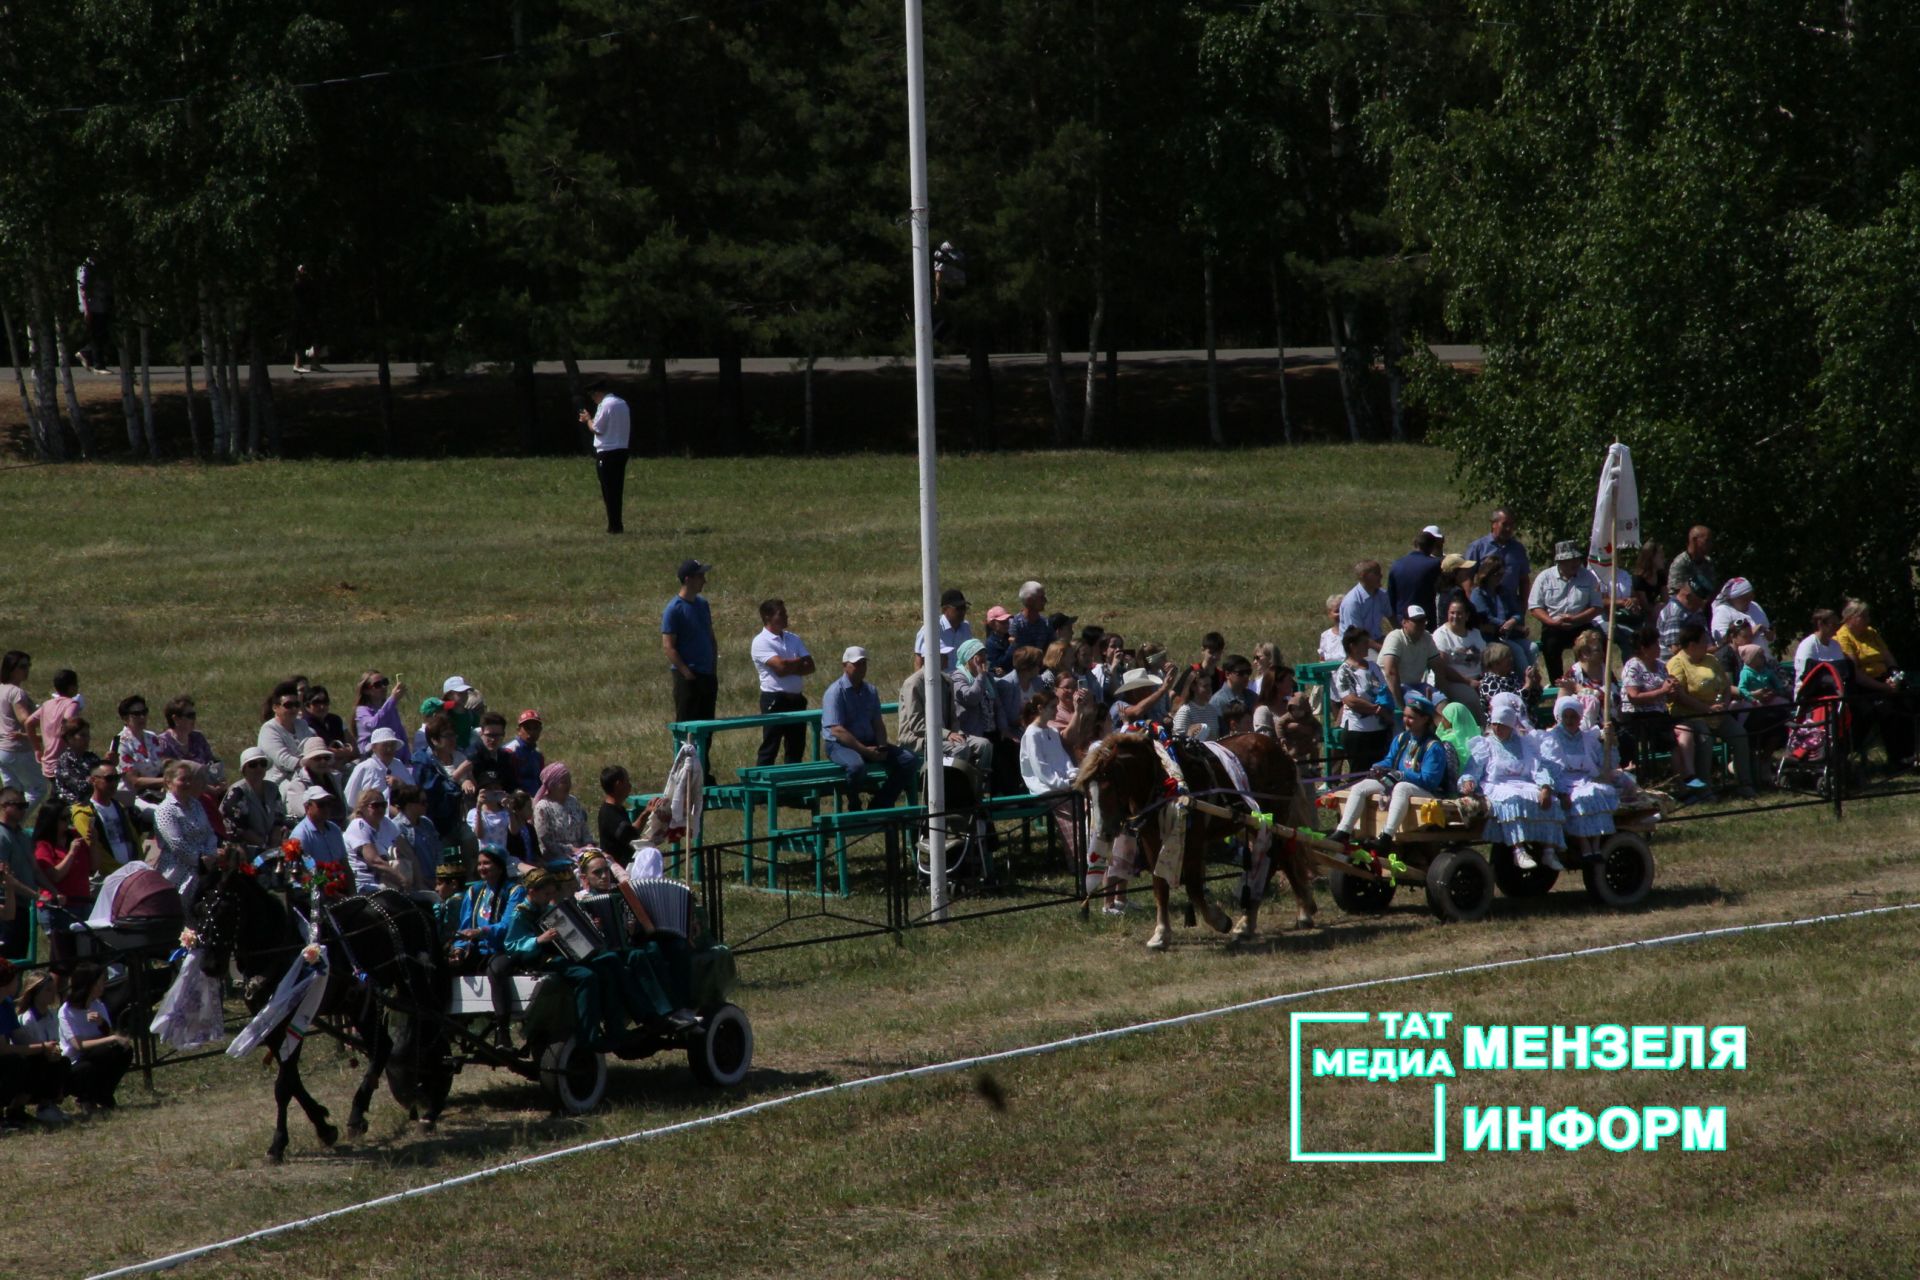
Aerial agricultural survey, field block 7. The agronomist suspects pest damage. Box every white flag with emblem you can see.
[1588,442,1640,568]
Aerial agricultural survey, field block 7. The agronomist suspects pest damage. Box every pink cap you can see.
[984,605,1012,623]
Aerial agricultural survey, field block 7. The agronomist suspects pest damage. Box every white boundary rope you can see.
[89,900,1920,1279]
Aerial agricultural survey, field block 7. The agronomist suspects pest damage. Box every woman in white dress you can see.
[1538,695,1626,865]
[1459,693,1564,871]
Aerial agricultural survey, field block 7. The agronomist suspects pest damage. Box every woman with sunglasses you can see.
[343,789,412,892]
[353,671,411,766]
[156,695,226,793]
[256,680,310,799]
[112,694,168,809]
[301,685,355,762]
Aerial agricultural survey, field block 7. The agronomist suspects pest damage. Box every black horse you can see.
[191,865,454,1162]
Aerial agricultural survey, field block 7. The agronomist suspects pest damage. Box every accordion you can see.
[539,899,611,962]
[626,877,694,940]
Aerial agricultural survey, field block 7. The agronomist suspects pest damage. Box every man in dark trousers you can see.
[578,380,631,534]
[662,560,718,782]
[1386,526,1445,625]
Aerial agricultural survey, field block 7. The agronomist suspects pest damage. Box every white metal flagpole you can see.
[904,0,948,919]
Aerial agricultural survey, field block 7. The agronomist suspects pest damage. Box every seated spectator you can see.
[468,785,516,860]
[1317,594,1347,662]
[1049,611,1078,647]
[73,760,145,872]
[1328,693,1452,851]
[152,760,219,902]
[33,801,92,972]
[1016,688,1094,881]
[353,670,411,763]
[1218,698,1250,737]
[220,747,290,853]
[0,959,70,1126]
[1470,557,1534,673]
[1009,582,1054,655]
[0,651,43,810]
[390,783,444,888]
[1436,554,1479,629]
[1434,697,1481,773]
[982,605,1015,676]
[288,737,341,813]
[431,860,467,950]
[435,676,482,752]
[1736,644,1792,757]
[505,791,541,871]
[1836,599,1914,771]
[50,715,101,805]
[913,588,974,673]
[997,646,1049,741]
[468,712,515,794]
[343,791,411,892]
[503,710,545,795]
[1629,542,1668,615]
[1559,629,1614,728]
[1380,605,1476,714]
[1107,667,1167,734]
[1715,616,1756,682]
[951,640,1004,768]
[29,667,81,805]
[1169,667,1220,741]
[1667,525,1718,600]
[822,647,918,811]
[257,681,311,801]
[899,660,994,777]
[532,763,592,862]
[1091,634,1129,703]
[58,962,133,1112]
[155,695,224,790]
[343,727,413,810]
[1540,696,1630,866]
[1433,599,1488,696]
[1477,638,1541,710]
[1656,581,1710,664]
[1793,608,1845,691]
[302,685,356,763]
[1331,628,1392,776]
[1528,542,1602,681]
[1247,642,1298,737]
[1208,655,1254,713]
[1711,577,1774,658]
[415,713,475,852]
[287,790,350,874]
[1617,626,1681,778]
[1338,560,1389,652]
[1666,623,1756,798]
[113,694,167,808]
[598,765,639,860]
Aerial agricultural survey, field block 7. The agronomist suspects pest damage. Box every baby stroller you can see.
[918,753,996,886]
[1776,659,1854,795]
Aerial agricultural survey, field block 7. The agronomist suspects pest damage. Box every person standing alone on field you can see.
[750,599,815,765]
[291,264,323,373]
[663,561,719,778]
[579,380,631,534]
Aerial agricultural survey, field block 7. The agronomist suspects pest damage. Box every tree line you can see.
[5,0,1920,650]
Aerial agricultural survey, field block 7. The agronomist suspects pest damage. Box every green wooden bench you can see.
[669,703,900,780]
[1294,660,1344,774]
[804,804,929,898]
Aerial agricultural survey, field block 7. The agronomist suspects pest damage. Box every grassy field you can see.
[3,446,1917,1278]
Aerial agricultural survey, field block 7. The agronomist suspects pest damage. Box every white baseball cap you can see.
[842,646,869,664]
[1404,605,1428,620]
[1422,524,1444,539]
[441,675,473,694]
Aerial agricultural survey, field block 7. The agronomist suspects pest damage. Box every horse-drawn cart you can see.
[425,880,753,1114]
[1309,788,1664,922]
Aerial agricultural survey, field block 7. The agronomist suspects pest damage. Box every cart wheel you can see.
[1425,848,1493,923]
[688,1004,753,1088]
[1583,832,1655,908]
[1327,866,1396,914]
[540,1034,607,1114]
[1490,844,1559,898]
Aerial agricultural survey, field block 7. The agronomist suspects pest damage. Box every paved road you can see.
[16,344,1482,385]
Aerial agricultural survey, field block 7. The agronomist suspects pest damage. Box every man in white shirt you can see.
[912,588,975,672]
[579,380,631,534]
[750,598,816,765]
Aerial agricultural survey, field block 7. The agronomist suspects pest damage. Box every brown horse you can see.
[1075,731,1317,949]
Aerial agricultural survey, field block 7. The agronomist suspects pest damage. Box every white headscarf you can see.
[1488,692,1527,729]
[1553,694,1584,726]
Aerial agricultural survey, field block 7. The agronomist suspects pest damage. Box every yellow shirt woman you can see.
[1837,624,1893,681]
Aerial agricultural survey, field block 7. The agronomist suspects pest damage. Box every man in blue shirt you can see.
[1463,508,1532,620]
[662,558,719,729]
[1337,561,1390,652]
[822,647,919,810]
[1009,581,1054,655]
[287,791,350,873]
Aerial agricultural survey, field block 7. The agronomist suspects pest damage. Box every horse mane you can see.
[1073,731,1148,789]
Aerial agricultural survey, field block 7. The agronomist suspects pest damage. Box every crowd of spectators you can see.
[0,518,1912,1126]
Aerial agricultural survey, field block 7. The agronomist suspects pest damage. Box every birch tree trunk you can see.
[139,322,158,458]
[560,347,585,450]
[1042,303,1071,446]
[1203,256,1223,447]
[183,361,205,458]
[198,289,229,457]
[1081,250,1106,445]
[52,310,93,457]
[1269,257,1294,445]
[1327,297,1365,443]
[225,312,244,457]
[2,299,41,454]
[117,316,141,454]
[25,276,66,460]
